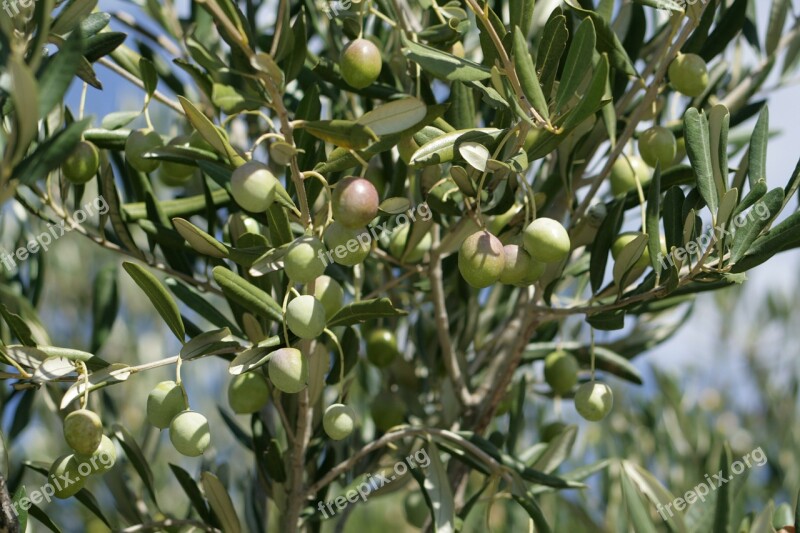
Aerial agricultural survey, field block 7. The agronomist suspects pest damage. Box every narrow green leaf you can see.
[422,443,455,533]
[212,266,283,323]
[684,108,718,214]
[536,12,569,98]
[712,444,733,533]
[327,298,408,328]
[122,262,185,342]
[555,18,595,114]
[513,27,549,121]
[748,106,769,188]
[169,464,213,523]
[112,424,158,506]
[12,117,92,185]
[37,29,84,118]
[90,265,118,353]
[202,472,241,533]
[729,187,784,264]
[401,34,491,82]
[646,164,663,274]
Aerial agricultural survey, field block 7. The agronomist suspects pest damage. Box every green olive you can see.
[230,161,279,213]
[610,155,650,196]
[311,275,344,319]
[540,421,568,443]
[366,328,401,368]
[228,372,270,414]
[638,126,677,169]
[668,53,709,97]
[268,348,308,393]
[339,38,382,89]
[458,230,505,288]
[125,129,164,173]
[147,380,188,429]
[285,295,327,339]
[169,410,211,457]
[159,136,195,186]
[404,492,429,528]
[63,409,103,456]
[499,244,545,286]
[522,218,571,263]
[49,454,85,499]
[389,225,432,263]
[574,382,613,422]
[323,222,371,266]
[370,393,405,431]
[322,403,356,440]
[543,350,579,395]
[62,141,100,184]
[284,236,326,283]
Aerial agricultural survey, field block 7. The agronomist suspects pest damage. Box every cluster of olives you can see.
[146,381,210,457]
[543,350,613,422]
[457,217,570,289]
[50,409,117,498]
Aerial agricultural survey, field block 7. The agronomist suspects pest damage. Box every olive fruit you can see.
[63,409,103,456]
[147,380,188,429]
[268,348,308,393]
[125,129,164,173]
[76,435,117,475]
[366,328,401,368]
[610,155,650,196]
[574,382,613,421]
[322,403,356,440]
[612,232,650,269]
[499,244,545,286]
[312,275,344,319]
[169,410,211,457]
[668,53,709,97]
[324,222,371,266]
[159,136,195,186]
[230,161,280,213]
[339,38,382,89]
[458,230,505,288]
[370,393,405,431]
[228,372,270,414]
[49,455,85,499]
[285,236,326,283]
[523,218,571,263]
[404,492,429,528]
[389,225,432,263]
[540,421,567,443]
[638,126,677,169]
[332,177,379,228]
[62,141,100,184]
[285,295,327,339]
[543,350,579,395]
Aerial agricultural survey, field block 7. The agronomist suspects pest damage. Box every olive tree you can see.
[1,0,800,531]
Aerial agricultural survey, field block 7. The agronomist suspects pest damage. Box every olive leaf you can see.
[122,262,186,342]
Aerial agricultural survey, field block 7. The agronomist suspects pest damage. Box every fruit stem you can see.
[323,328,346,402]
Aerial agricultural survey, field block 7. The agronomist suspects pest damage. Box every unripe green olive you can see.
[574,382,613,421]
[62,141,100,184]
[389,225,432,263]
[668,53,709,97]
[370,393,405,431]
[76,435,117,475]
[543,350,579,395]
[638,126,677,169]
[404,491,429,528]
[540,421,567,443]
[63,409,103,456]
[610,155,650,196]
[169,410,211,457]
[499,244,545,286]
[230,161,279,213]
[339,38,382,89]
[125,129,164,173]
[366,328,400,368]
[522,218,571,263]
[228,372,270,414]
[322,403,356,440]
[285,236,326,283]
[332,177,380,229]
[159,136,195,186]
[268,348,308,393]
[285,295,327,339]
[311,275,344,319]
[612,232,650,269]
[49,455,85,499]
[188,131,215,153]
[147,380,188,429]
[324,222,371,266]
[458,230,505,288]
